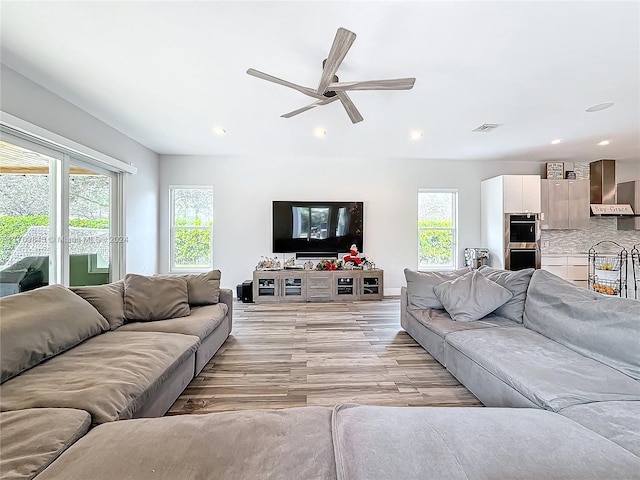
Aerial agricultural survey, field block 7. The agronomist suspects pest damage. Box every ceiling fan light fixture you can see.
[247,28,415,124]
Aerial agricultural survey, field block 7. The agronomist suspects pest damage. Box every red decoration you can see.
[343,244,363,265]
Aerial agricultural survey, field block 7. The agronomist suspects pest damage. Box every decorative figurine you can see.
[343,244,363,267]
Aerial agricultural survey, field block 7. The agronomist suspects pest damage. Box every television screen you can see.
[272,201,363,255]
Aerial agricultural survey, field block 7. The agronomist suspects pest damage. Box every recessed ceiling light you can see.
[212,126,227,135]
[597,140,610,146]
[585,102,614,113]
[551,139,562,145]
[314,127,326,138]
[409,129,423,140]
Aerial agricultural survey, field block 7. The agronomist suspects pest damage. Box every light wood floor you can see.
[167,299,481,415]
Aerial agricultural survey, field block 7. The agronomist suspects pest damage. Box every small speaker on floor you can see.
[241,280,253,303]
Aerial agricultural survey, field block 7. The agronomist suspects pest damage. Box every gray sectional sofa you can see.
[0,271,232,478]
[402,266,640,458]
[16,404,640,480]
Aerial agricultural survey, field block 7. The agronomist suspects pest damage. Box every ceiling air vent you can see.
[472,123,501,132]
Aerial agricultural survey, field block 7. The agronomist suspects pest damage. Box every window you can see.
[418,189,457,270]
[0,128,126,295]
[170,186,213,272]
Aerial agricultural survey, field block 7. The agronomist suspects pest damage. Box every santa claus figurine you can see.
[343,244,363,266]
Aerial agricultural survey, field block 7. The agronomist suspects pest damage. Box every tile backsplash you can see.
[541,217,640,254]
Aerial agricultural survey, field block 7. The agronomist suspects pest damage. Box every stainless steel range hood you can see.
[590,159,617,206]
[590,159,638,217]
[589,160,640,230]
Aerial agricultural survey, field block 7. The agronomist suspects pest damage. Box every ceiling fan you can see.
[246,27,415,124]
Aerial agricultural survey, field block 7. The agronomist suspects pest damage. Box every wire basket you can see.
[588,241,628,298]
[592,278,620,296]
[594,255,621,272]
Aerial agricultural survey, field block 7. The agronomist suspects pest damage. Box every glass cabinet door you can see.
[334,273,358,300]
[361,276,380,295]
[257,277,277,296]
[283,275,304,298]
[361,271,383,300]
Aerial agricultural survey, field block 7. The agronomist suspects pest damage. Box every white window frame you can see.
[418,188,458,270]
[0,127,127,284]
[169,185,214,273]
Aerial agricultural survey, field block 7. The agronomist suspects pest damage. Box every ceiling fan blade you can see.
[336,92,364,124]
[329,78,416,91]
[316,28,357,94]
[247,68,325,99]
[281,97,339,118]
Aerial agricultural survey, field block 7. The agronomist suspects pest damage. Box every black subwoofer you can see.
[241,280,253,303]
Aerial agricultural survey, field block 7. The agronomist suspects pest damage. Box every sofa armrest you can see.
[219,288,233,334]
[400,286,408,331]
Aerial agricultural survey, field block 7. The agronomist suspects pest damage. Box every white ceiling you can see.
[1,1,639,163]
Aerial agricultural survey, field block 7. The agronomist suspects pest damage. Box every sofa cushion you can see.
[124,274,190,321]
[0,408,91,479]
[524,269,640,381]
[478,266,534,323]
[36,407,337,480]
[332,404,640,480]
[71,281,125,330]
[405,308,519,366]
[186,270,221,305]
[117,304,228,340]
[0,284,109,383]
[155,270,222,305]
[445,326,640,412]
[433,271,513,322]
[0,331,199,425]
[404,267,471,310]
[409,308,519,337]
[559,401,640,457]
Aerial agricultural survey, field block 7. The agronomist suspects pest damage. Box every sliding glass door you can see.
[0,139,58,296]
[68,162,112,286]
[0,132,122,295]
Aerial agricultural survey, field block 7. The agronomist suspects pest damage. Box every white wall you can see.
[0,65,159,274]
[159,154,542,294]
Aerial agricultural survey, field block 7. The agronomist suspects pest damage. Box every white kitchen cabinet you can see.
[502,175,541,214]
[522,175,542,213]
[541,254,588,287]
[481,175,541,269]
[541,179,590,230]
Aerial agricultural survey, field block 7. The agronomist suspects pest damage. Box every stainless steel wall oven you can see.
[505,214,540,270]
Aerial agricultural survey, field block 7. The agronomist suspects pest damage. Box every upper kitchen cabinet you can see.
[540,179,590,230]
[500,175,542,213]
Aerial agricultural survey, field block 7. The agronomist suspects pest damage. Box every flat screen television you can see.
[272,201,363,256]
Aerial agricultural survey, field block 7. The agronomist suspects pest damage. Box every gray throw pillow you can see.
[433,271,513,322]
[478,266,534,323]
[0,285,109,383]
[71,281,125,330]
[186,270,221,305]
[154,270,221,305]
[404,267,471,310]
[124,274,190,321]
